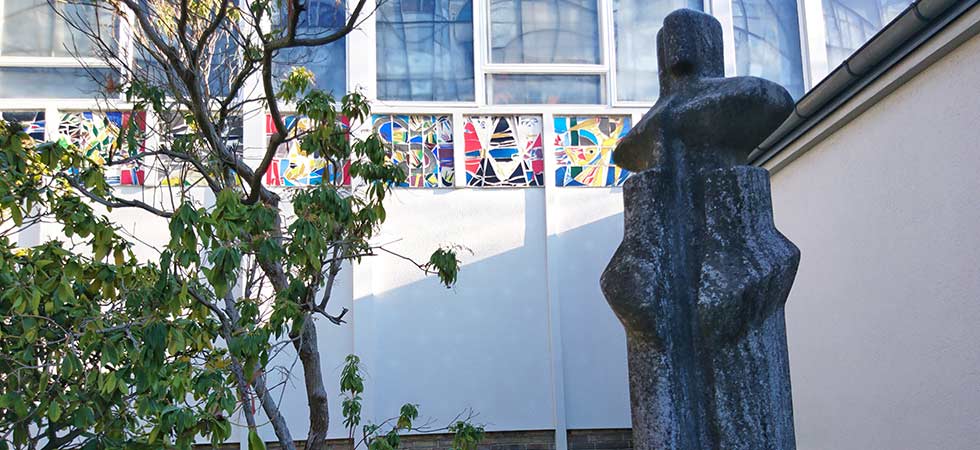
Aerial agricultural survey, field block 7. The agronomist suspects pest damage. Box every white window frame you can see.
[368,0,481,109]
[0,0,131,109]
[480,0,613,106]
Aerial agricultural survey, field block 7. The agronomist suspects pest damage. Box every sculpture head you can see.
[657,9,725,95]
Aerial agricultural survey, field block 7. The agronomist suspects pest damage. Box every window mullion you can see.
[483,63,609,74]
[475,0,488,106]
[0,0,5,57]
[710,0,739,77]
[800,0,830,85]
[600,0,616,105]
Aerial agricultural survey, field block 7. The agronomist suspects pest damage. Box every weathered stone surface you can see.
[600,8,800,450]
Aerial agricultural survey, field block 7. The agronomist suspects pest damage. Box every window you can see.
[1,0,115,57]
[732,0,805,99]
[613,0,702,102]
[0,67,115,98]
[1,0,117,98]
[377,0,475,101]
[485,0,604,105]
[489,0,599,64]
[489,74,601,104]
[463,115,544,187]
[373,114,456,187]
[823,0,910,69]
[274,0,347,95]
[554,116,631,187]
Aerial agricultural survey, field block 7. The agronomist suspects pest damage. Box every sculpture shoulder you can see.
[612,103,669,172]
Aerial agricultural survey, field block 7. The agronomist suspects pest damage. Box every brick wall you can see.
[566,429,632,450]
[198,428,631,450]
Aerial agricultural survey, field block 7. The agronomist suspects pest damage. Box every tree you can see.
[0,1,471,449]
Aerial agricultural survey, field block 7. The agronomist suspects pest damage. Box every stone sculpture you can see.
[600,9,801,450]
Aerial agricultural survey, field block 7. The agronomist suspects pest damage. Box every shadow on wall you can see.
[352,188,632,432]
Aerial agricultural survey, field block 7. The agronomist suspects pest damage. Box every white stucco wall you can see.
[766,30,980,450]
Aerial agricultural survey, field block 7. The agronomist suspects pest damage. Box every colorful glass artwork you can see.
[263,114,351,187]
[463,115,544,187]
[554,116,632,187]
[148,113,242,187]
[59,111,147,186]
[373,114,455,187]
[1,111,46,143]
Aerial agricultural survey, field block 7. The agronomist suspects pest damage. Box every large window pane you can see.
[613,0,702,102]
[0,67,115,98]
[377,0,474,101]
[733,0,805,99]
[489,74,601,104]
[823,0,910,68]
[274,0,346,95]
[489,0,599,64]
[2,0,116,57]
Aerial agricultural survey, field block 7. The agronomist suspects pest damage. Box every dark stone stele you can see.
[600,8,801,450]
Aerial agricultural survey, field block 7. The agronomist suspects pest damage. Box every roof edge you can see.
[749,0,979,166]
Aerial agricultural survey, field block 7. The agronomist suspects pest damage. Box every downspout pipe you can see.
[749,0,977,166]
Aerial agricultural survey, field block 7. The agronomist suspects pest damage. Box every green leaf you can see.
[10,205,22,226]
[248,428,267,450]
[47,401,62,422]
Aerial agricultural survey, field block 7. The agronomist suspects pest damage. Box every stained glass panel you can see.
[0,111,45,143]
[59,111,147,186]
[373,115,455,188]
[147,113,242,187]
[463,115,543,187]
[263,114,350,187]
[554,116,631,187]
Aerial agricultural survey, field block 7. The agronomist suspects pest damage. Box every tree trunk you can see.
[294,315,331,449]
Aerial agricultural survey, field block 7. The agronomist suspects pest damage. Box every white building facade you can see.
[4,1,980,450]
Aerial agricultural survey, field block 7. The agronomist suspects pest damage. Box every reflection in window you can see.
[823,0,910,68]
[0,67,115,98]
[613,0,702,102]
[274,0,347,95]
[1,0,116,57]
[489,74,602,104]
[732,0,805,99]
[377,0,474,101]
[489,0,600,64]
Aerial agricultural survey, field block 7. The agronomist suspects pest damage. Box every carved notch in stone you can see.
[600,8,801,450]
